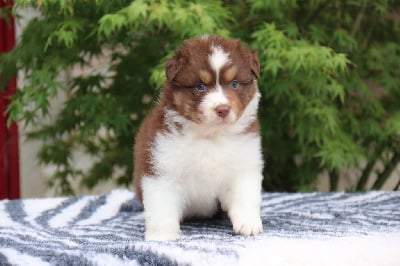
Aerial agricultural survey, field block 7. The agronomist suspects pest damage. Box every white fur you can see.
[142,91,263,241]
[209,45,230,75]
[209,45,230,96]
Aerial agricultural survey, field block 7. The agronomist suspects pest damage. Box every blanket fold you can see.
[1,190,399,265]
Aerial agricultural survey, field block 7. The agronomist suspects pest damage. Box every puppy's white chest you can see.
[152,130,258,182]
[151,130,261,205]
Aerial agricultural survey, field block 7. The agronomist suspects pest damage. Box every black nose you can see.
[215,104,231,118]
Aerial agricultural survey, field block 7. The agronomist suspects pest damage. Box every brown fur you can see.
[133,105,162,203]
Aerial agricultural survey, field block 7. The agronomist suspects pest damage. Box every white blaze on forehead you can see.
[209,45,230,74]
[208,45,230,102]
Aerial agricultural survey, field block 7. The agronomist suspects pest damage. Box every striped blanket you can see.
[0,189,399,265]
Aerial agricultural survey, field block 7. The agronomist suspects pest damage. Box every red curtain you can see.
[0,0,20,199]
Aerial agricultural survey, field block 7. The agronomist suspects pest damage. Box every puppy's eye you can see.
[230,80,239,89]
[196,83,207,92]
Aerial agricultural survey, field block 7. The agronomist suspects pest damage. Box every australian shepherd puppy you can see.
[134,36,263,241]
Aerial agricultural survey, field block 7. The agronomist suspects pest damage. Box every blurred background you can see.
[1,0,399,198]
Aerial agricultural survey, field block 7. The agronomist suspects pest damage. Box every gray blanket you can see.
[1,190,399,265]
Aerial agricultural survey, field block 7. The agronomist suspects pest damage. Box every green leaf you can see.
[125,0,148,20]
[98,14,127,38]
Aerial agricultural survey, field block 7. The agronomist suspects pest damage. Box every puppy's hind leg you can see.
[141,177,184,241]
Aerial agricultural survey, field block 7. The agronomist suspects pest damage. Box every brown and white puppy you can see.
[134,36,263,241]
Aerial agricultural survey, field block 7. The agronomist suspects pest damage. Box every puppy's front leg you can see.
[220,174,263,236]
[142,177,183,241]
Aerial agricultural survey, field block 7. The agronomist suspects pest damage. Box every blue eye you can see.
[230,80,239,89]
[196,83,207,92]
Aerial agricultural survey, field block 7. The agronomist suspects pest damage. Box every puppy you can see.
[134,36,263,241]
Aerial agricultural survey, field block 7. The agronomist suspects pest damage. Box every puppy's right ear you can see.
[165,51,185,82]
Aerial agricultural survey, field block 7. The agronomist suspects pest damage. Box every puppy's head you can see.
[164,36,260,129]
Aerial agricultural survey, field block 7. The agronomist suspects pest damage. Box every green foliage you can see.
[1,0,399,194]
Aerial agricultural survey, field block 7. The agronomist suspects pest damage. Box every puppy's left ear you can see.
[239,43,260,79]
[165,47,188,82]
[165,56,181,82]
[248,50,260,79]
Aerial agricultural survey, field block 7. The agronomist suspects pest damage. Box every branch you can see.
[356,144,384,191]
[395,180,400,191]
[329,169,339,191]
[372,152,400,190]
[350,1,368,37]
[356,159,376,191]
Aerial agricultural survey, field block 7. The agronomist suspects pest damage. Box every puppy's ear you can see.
[165,49,187,82]
[165,57,180,82]
[249,51,260,79]
[238,41,260,79]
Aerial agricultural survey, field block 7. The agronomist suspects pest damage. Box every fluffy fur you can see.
[134,36,264,241]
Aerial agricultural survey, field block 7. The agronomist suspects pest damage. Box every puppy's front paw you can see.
[231,213,263,236]
[145,228,181,241]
